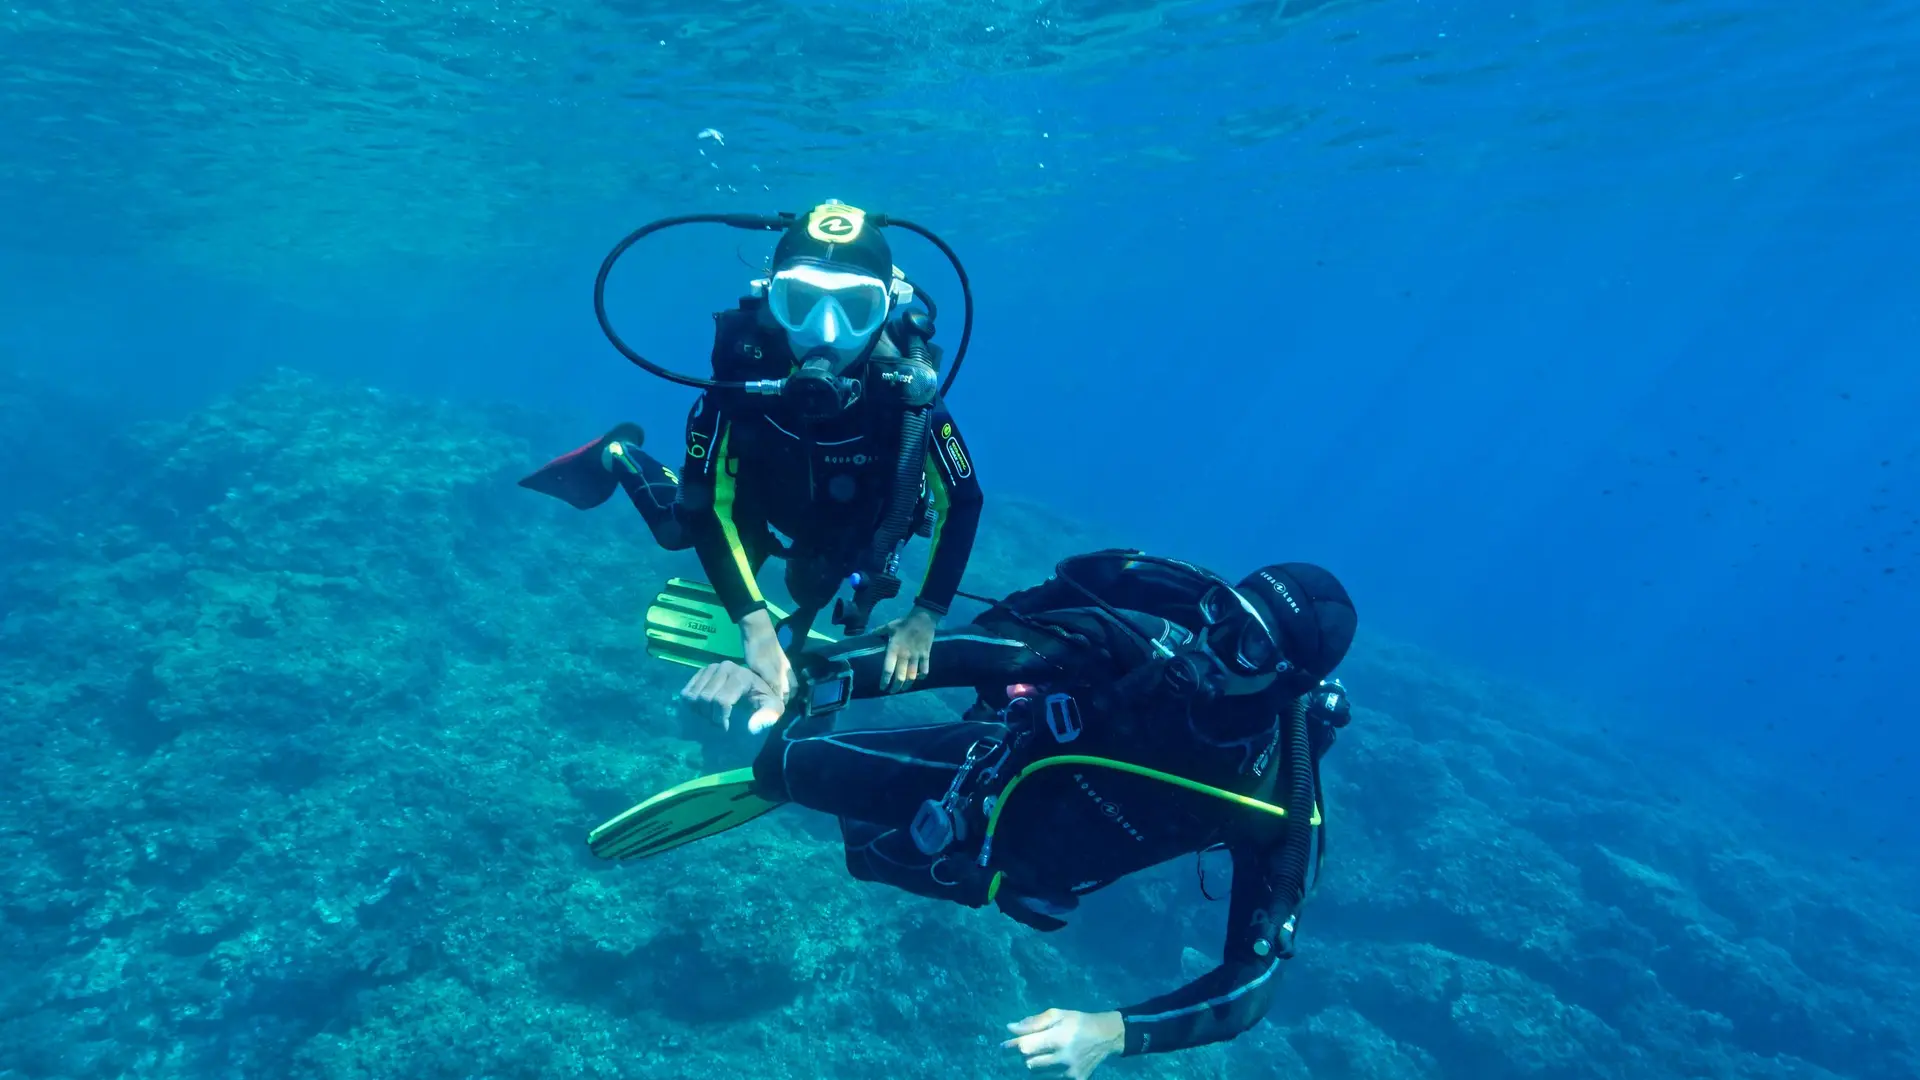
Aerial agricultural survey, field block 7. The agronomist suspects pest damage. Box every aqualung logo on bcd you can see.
[1073,773,1144,842]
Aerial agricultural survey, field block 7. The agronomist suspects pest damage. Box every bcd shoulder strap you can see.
[709,300,787,383]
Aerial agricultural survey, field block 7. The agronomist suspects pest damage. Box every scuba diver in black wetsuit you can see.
[521,202,985,702]
[600,549,1357,1078]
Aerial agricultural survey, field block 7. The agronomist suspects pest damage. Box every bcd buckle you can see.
[1044,693,1082,743]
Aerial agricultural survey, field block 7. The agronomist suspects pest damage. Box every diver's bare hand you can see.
[739,609,794,703]
[879,607,938,692]
[680,661,784,734]
[1003,1009,1124,1079]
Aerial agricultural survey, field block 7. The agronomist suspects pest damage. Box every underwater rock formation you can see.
[1,370,1913,1080]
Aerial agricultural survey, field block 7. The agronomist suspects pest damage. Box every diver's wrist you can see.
[739,608,777,640]
[1092,1011,1126,1055]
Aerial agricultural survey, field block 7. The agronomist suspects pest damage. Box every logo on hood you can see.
[1257,571,1302,615]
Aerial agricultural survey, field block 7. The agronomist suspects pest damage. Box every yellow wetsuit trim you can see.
[710,426,763,605]
[915,455,951,597]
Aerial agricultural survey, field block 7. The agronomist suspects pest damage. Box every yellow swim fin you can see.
[588,768,783,860]
[644,577,837,669]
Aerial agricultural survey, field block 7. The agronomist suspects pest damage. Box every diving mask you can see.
[767,262,892,365]
[1159,582,1295,700]
[1196,583,1291,679]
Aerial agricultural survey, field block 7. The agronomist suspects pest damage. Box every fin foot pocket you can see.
[519,422,649,510]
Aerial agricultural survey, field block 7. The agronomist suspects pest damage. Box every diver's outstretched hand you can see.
[1003,1009,1124,1079]
[879,607,938,692]
[680,661,784,734]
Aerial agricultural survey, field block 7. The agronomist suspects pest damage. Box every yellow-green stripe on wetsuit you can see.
[911,404,983,617]
[679,399,770,621]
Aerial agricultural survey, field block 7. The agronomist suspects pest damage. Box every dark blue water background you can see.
[2,0,1915,853]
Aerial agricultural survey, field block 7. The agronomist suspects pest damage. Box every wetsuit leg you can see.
[839,818,976,902]
[747,623,1058,903]
[520,423,697,552]
[612,446,695,551]
[755,706,1008,827]
[750,622,1054,818]
[757,708,1010,904]
[786,713,1075,921]
[746,650,1006,900]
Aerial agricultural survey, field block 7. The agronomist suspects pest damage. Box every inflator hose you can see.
[1274,696,1316,920]
[872,333,939,563]
[841,334,937,634]
[879,405,931,566]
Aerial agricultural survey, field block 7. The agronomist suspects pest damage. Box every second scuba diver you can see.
[587,548,1358,1079]
[522,201,985,701]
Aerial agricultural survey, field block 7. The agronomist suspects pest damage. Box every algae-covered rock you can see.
[3,368,1916,1080]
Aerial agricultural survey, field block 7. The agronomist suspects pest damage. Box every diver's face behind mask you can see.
[768,262,891,371]
[1167,582,1295,700]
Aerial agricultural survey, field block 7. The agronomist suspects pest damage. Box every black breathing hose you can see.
[873,216,973,398]
[593,213,790,390]
[852,332,936,626]
[887,335,939,534]
[1274,696,1316,918]
[879,408,932,562]
[591,211,975,399]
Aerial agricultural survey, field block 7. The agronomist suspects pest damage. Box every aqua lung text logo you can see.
[1073,773,1144,842]
[1257,572,1301,615]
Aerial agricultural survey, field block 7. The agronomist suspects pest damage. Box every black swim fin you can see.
[519,422,649,510]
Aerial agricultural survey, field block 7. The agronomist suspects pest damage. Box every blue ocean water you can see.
[3,0,1917,1076]
[8,0,1912,833]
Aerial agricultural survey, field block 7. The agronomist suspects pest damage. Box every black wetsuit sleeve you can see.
[679,392,768,621]
[912,400,983,617]
[1112,837,1292,1056]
